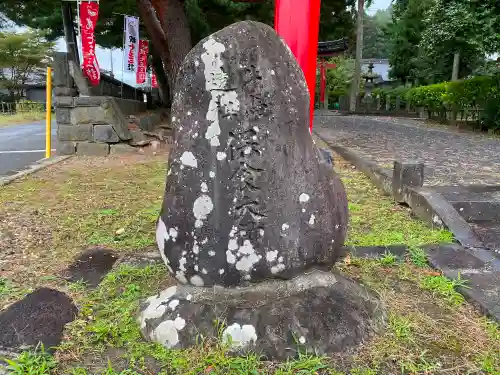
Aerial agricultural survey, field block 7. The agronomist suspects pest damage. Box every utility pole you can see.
[350,0,365,112]
[452,51,460,81]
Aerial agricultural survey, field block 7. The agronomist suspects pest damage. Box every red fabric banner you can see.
[79,1,100,86]
[152,73,158,88]
[136,40,149,84]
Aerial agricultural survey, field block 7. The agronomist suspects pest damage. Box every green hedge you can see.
[375,75,500,130]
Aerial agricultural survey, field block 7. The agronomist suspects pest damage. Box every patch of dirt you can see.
[61,248,119,288]
[0,288,77,351]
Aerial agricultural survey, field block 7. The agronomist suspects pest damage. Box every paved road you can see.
[315,114,500,186]
[0,121,57,177]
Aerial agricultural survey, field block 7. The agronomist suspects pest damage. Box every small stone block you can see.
[393,161,424,203]
[73,96,106,107]
[54,87,77,97]
[76,142,110,156]
[56,108,71,124]
[56,141,76,155]
[93,124,120,143]
[55,97,74,108]
[58,124,93,142]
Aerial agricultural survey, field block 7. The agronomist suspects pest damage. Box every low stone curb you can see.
[0,156,73,187]
[315,135,484,249]
[346,244,500,322]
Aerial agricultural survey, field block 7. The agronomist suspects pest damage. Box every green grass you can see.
[331,149,453,248]
[0,111,46,126]
[2,148,499,375]
[0,156,166,310]
[420,274,469,305]
[3,346,55,375]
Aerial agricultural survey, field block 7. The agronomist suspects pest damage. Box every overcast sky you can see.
[367,0,392,14]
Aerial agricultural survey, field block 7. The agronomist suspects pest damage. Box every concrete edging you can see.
[316,137,484,249]
[0,156,73,187]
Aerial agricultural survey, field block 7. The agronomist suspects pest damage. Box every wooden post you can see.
[350,0,364,112]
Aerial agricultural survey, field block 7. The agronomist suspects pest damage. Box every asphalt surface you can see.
[315,114,500,186]
[0,121,57,177]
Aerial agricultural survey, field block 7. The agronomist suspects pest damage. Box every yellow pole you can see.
[45,66,52,159]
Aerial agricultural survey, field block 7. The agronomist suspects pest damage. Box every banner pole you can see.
[121,15,126,98]
[45,67,52,159]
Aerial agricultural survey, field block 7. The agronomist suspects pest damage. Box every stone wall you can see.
[55,96,144,156]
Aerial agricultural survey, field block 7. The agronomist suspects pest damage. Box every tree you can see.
[0,30,54,98]
[416,0,486,83]
[363,9,391,59]
[387,0,434,83]
[0,0,357,104]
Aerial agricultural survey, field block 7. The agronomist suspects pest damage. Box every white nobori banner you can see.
[123,16,139,72]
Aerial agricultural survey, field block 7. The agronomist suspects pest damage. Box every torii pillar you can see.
[274,0,321,131]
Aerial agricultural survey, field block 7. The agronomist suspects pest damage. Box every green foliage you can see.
[420,274,468,305]
[407,245,428,268]
[377,75,500,130]
[0,0,356,50]
[16,100,45,113]
[387,0,434,82]
[378,251,398,266]
[363,9,392,59]
[417,0,486,83]
[4,347,56,375]
[388,314,413,341]
[0,31,54,97]
[324,57,355,101]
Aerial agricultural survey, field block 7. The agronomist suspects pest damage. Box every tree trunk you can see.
[350,0,364,112]
[151,44,171,107]
[162,0,192,88]
[452,51,460,81]
[137,0,192,104]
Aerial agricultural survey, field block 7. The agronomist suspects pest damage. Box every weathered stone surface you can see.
[108,99,133,141]
[157,21,349,287]
[138,270,384,360]
[74,96,106,107]
[68,60,91,96]
[129,129,151,146]
[393,161,424,203]
[58,124,93,142]
[56,141,76,155]
[54,87,78,97]
[0,288,77,351]
[94,124,120,143]
[76,142,110,156]
[70,106,107,125]
[55,96,74,108]
[56,107,71,124]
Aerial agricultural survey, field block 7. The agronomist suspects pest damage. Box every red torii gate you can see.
[236,0,322,131]
[274,0,321,131]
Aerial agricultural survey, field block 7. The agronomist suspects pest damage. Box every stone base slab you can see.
[138,270,385,360]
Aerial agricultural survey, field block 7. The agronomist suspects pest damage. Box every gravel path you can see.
[314,115,500,186]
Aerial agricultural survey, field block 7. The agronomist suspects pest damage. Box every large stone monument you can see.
[138,21,384,359]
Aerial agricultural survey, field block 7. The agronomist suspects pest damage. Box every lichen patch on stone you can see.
[222,323,257,349]
[180,151,198,168]
[299,193,310,203]
[150,315,186,348]
[190,275,205,286]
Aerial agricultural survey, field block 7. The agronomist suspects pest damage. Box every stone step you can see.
[433,186,500,222]
[469,222,500,256]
